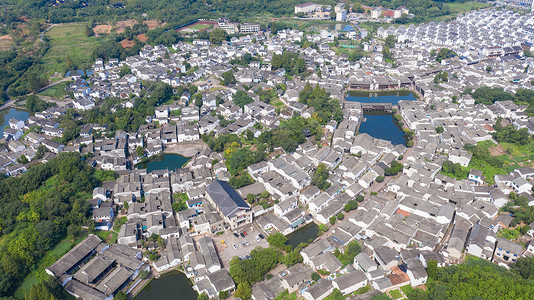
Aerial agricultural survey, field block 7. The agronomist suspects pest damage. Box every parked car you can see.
[243,231,248,236]
[233,232,239,238]
[255,236,261,242]
[246,255,251,260]
[258,234,265,239]
[240,232,245,238]
[221,240,228,248]
[245,241,250,247]
[232,244,237,250]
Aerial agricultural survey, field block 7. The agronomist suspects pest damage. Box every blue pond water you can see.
[359,113,407,146]
[136,154,189,172]
[0,108,30,136]
[346,90,417,104]
[346,91,417,146]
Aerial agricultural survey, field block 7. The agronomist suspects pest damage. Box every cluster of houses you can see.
[46,235,147,300]
[9,7,534,300]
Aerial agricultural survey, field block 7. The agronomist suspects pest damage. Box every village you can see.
[1,6,534,300]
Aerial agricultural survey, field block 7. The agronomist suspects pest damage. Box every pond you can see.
[346,90,417,105]
[286,223,319,249]
[136,154,190,173]
[359,112,408,146]
[0,108,30,136]
[135,271,197,300]
[346,91,416,146]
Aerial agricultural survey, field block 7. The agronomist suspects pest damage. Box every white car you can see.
[232,244,237,250]
[245,241,250,247]
[255,236,261,242]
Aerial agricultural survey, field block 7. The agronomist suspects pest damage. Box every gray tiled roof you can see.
[206,180,250,218]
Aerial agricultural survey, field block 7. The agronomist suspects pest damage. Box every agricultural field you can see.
[41,23,104,78]
[0,35,14,51]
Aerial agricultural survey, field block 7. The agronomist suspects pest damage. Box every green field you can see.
[41,24,103,78]
[13,234,88,299]
[188,23,212,31]
[400,285,414,296]
[447,1,492,13]
[38,81,70,98]
[434,1,492,21]
[389,289,403,299]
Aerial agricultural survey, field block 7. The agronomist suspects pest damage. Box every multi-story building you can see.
[240,23,261,34]
[205,180,253,229]
[217,18,238,34]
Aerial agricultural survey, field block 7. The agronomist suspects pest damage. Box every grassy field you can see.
[434,1,492,21]
[41,24,103,78]
[389,289,404,299]
[14,234,88,299]
[38,81,70,98]
[95,230,118,244]
[447,1,492,13]
[401,285,414,296]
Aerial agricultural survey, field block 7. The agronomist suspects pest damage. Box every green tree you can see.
[336,213,344,220]
[375,175,384,183]
[311,272,320,281]
[427,260,438,279]
[194,94,203,108]
[119,66,131,77]
[344,200,358,212]
[235,282,252,300]
[136,146,144,157]
[233,90,253,109]
[222,70,237,85]
[512,257,534,280]
[197,292,209,300]
[66,55,75,71]
[246,193,256,204]
[385,35,396,48]
[209,28,229,45]
[114,291,127,300]
[267,232,287,249]
[436,126,444,134]
[85,24,94,37]
[311,163,330,190]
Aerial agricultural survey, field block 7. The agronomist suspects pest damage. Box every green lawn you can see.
[41,24,104,78]
[95,230,118,244]
[38,81,71,98]
[14,234,88,299]
[447,1,492,13]
[389,289,403,299]
[400,285,414,296]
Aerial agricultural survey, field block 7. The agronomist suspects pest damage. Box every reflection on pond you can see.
[287,223,319,249]
[135,271,197,300]
[136,154,190,173]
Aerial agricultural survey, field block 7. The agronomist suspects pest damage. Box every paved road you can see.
[211,223,269,268]
[0,99,16,111]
